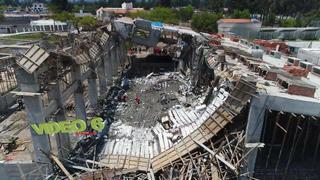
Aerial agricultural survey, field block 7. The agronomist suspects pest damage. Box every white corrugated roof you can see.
[30,19,67,26]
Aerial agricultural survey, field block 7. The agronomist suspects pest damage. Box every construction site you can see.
[0,17,319,180]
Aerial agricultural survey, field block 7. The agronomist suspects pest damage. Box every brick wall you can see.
[288,85,315,97]
[265,71,278,81]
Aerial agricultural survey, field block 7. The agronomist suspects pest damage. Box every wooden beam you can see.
[192,139,237,174]
[11,91,42,96]
[51,154,74,180]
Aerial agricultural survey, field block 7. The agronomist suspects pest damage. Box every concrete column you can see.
[104,53,113,86]
[87,63,98,107]
[48,82,71,158]
[72,64,86,120]
[97,59,107,94]
[113,47,120,75]
[117,42,123,66]
[120,42,127,65]
[15,68,52,173]
[50,25,52,31]
[110,49,117,77]
[243,95,268,177]
[178,59,184,71]
[122,41,128,65]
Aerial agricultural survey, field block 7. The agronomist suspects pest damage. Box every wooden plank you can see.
[51,154,74,180]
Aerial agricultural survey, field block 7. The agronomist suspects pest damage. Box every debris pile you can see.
[159,130,249,179]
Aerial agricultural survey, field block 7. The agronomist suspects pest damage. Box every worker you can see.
[135,95,141,105]
[123,93,128,102]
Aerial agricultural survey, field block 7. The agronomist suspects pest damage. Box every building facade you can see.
[217,19,262,39]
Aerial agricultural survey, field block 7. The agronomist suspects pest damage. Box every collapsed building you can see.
[0,17,319,180]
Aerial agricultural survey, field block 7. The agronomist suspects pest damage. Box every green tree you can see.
[52,12,80,32]
[207,0,223,12]
[52,12,75,22]
[280,18,297,27]
[78,16,97,28]
[129,7,179,24]
[232,9,251,18]
[178,5,194,22]
[0,13,4,22]
[49,0,71,13]
[157,0,171,7]
[264,13,276,26]
[191,12,223,33]
[3,0,18,6]
[191,0,200,9]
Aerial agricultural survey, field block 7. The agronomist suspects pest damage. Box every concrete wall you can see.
[0,91,16,114]
[297,49,320,65]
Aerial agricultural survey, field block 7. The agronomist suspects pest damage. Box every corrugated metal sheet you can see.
[16,45,49,74]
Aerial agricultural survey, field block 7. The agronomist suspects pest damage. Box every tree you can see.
[0,13,4,22]
[207,0,224,12]
[191,12,223,33]
[191,0,200,9]
[280,18,297,27]
[78,16,97,29]
[157,0,171,7]
[129,7,179,24]
[52,12,80,32]
[49,0,71,13]
[171,0,189,7]
[53,12,98,32]
[52,12,75,22]
[3,0,18,6]
[264,13,276,26]
[231,9,251,19]
[178,5,194,22]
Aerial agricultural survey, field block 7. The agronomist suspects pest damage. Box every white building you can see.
[217,19,262,39]
[122,2,133,10]
[30,19,68,32]
[96,3,143,21]
[297,48,320,65]
[31,3,48,14]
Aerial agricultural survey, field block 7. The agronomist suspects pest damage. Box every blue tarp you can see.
[151,22,163,30]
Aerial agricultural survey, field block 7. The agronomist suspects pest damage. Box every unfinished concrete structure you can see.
[0,53,17,114]
[0,18,319,180]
